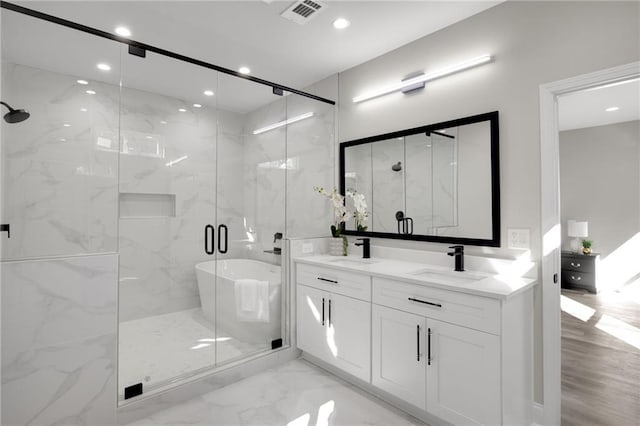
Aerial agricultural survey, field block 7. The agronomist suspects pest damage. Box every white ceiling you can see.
[558,79,640,132]
[2,1,502,113]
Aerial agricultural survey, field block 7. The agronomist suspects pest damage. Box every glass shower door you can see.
[213,74,287,364]
[117,50,220,399]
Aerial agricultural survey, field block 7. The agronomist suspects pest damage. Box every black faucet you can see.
[355,238,371,259]
[448,245,464,271]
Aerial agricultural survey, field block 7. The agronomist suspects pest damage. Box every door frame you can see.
[539,61,640,425]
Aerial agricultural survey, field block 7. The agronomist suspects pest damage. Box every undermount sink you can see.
[409,267,489,284]
[325,257,380,265]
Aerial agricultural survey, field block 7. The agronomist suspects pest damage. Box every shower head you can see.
[1,101,30,124]
[392,161,402,172]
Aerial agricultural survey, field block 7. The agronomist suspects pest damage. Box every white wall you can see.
[560,120,640,258]
[331,0,640,403]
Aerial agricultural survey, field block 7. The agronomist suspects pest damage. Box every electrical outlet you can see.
[302,243,314,254]
[508,228,530,250]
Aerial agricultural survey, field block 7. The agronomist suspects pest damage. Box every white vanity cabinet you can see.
[296,263,371,382]
[295,258,534,426]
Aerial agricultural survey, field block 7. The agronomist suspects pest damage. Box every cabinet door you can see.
[328,292,371,382]
[426,319,500,425]
[372,304,426,409]
[297,284,329,361]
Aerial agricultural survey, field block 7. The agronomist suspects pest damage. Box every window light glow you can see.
[253,112,314,135]
[352,54,492,103]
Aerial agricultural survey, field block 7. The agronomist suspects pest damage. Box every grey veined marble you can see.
[125,359,423,426]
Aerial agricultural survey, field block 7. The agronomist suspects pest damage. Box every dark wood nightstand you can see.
[561,251,600,293]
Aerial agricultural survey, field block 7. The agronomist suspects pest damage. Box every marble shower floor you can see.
[119,308,264,395]
[126,359,424,426]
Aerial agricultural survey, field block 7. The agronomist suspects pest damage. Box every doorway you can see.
[539,62,640,425]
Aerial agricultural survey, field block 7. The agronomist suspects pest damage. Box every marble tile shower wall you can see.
[117,88,245,322]
[1,63,119,260]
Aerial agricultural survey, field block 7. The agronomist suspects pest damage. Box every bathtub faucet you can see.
[265,232,283,255]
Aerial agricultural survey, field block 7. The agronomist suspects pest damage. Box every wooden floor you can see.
[561,282,640,426]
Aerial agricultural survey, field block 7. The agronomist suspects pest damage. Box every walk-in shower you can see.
[0,2,335,417]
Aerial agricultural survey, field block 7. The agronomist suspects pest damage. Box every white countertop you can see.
[294,255,537,300]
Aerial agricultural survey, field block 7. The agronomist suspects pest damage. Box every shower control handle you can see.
[204,225,214,255]
[218,224,228,254]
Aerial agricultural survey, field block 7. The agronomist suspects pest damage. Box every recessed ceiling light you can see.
[605,106,620,112]
[238,66,251,75]
[193,103,202,108]
[59,138,66,142]
[146,135,153,139]
[63,124,71,127]
[80,108,88,112]
[77,79,88,85]
[86,90,96,95]
[203,90,214,96]
[114,26,131,37]
[178,108,187,112]
[333,18,351,29]
[97,63,111,71]
[160,120,167,125]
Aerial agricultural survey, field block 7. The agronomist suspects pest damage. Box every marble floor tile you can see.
[125,359,424,426]
[119,308,265,396]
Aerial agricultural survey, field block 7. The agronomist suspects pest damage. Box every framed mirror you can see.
[339,111,500,247]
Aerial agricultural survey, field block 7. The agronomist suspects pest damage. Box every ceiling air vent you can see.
[280,0,326,25]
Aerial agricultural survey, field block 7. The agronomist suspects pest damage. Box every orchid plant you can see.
[347,189,369,232]
[314,186,349,237]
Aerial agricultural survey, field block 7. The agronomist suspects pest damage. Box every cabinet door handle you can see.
[408,297,442,308]
[416,325,421,362]
[571,275,581,281]
[317,277,338,284]
[217,224,228,254]
[570,262,581,268]
[328,299,332,327]
[322,298,325,326]
[427,327,432,366]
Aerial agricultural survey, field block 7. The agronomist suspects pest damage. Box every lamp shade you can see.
[567,220,589,238]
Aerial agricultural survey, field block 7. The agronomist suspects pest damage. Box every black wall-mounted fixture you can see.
[391,161,402,172]
[1,101,30,123]
[395,211,413,235]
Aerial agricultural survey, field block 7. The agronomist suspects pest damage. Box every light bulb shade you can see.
[567,220,588,238]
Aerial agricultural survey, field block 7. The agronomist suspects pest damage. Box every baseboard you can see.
[531,401,544,426]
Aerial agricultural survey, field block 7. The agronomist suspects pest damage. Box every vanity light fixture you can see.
[253,112,314,135]
[605,106,620,112]
[97,63,111,71]
[352,54,492,103]
[77,79,88,85]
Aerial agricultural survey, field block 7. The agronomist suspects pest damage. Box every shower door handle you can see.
[218,224,228,254]
[204,225,215,255]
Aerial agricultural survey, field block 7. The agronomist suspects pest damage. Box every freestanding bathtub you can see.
[195,259,282,345]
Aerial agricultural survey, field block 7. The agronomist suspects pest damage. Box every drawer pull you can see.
[570,262,581,268]
[317,277,338,284]
[571,275,581,281]
[408,297,442,308]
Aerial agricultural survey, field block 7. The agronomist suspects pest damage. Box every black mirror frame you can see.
[339,111,500,247]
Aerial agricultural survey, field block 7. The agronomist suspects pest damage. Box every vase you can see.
[329,237,348,256]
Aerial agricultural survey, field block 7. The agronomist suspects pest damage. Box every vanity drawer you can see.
[372,277,500,335]
[296,263,371,301]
